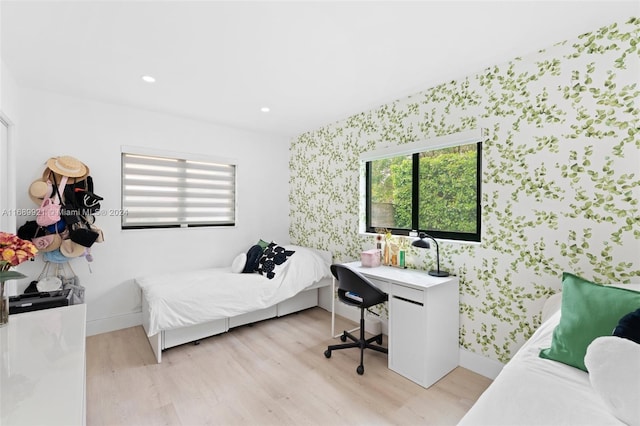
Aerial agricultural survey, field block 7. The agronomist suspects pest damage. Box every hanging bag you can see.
[36,175,68,226]
[69,215,100,247]
[37,261,85,304]
[51,174,82,225]
[74,176,103,214]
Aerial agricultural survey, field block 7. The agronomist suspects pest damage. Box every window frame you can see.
[121,146,237,230]
[361,130,483,243]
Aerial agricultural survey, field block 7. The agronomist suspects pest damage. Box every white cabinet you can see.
[389,280,459,388]
[389,291,426,383]
[343,262,459,388]
[1,304,86,426]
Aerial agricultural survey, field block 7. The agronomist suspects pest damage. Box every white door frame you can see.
[0,111,16,234]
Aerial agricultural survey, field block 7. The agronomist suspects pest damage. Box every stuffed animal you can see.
[613,308,640,344]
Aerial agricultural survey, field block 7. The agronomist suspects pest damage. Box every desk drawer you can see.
[390,283,424,304]
[368,277,389,294]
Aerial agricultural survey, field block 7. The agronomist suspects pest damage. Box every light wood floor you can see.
[86,308,491,426]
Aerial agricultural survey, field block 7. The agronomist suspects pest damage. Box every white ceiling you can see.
[2,1,639,138]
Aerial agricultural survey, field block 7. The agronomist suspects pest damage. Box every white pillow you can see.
[231,253,246,274]
[584,336,640,426]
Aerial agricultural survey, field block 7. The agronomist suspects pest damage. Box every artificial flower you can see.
[0,231,38,271]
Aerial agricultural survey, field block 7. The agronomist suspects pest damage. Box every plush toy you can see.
[613,308,640,344]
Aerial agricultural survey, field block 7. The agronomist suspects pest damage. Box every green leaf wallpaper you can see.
[289,17,640,363]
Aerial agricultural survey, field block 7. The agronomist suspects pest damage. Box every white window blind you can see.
[121,151,236,229]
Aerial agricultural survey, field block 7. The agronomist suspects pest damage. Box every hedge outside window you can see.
[121,150,236,229]
[366,141,481,242]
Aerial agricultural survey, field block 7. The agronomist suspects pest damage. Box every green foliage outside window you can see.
[369,144,479,237]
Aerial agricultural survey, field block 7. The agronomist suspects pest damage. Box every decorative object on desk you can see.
[411,232,449,277]
[375,228,392,266]
[0,232,38,326]
[361,249,381,267]
[390,242,399,266]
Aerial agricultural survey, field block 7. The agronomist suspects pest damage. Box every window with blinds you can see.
[121,151,236,229]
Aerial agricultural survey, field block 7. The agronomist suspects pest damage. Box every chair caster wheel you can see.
[376,336,383,345]
[357,365,364,375]
[324,350,331,358]
[340,334,347,342]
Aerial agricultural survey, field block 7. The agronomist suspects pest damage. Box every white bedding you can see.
[137,245,331,336]
[458,309,625,426]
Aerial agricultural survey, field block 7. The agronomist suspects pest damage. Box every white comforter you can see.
[458,308,625,426]
[137,245,331,336]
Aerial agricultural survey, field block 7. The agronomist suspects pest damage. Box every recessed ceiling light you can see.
[141,75,156,83]
[260,107,270,113]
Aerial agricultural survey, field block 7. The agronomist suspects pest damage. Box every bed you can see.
[458,275,640,426]
[137,244,332,363]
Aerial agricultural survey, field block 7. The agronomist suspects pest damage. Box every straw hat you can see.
[35,233,62,253]
[44,156,90,181]
[28,178,52,205]
[90,225,105,243]
[60,239,86,258]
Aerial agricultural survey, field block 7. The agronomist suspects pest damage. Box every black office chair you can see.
[324,264,388,375]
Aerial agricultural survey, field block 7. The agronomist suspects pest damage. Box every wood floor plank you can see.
[86,308,491,425]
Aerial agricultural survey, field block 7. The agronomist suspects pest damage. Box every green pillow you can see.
[539,272,640,371]
[257,239,270,250]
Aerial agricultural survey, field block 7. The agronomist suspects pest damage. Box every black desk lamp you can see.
[411,232,449,277]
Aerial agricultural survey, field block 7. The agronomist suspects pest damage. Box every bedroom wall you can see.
[289,17,640,364]
[9,88,291,335]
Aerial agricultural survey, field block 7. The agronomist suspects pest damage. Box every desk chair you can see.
[324,264,388,375]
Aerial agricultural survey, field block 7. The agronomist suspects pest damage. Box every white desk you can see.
[332,262,459,388]
[1,304,86,426]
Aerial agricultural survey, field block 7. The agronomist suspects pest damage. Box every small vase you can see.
[0,270,25,327]
[0,281,8,327]
[383,243,390,266]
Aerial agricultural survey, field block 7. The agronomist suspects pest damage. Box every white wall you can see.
[12,88,291,335]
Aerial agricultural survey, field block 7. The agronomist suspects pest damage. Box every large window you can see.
[121,149,236,229]
[365,134,482,242]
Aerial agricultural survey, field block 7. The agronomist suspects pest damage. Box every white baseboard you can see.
[459,348,504,380]
[86,311,142,336]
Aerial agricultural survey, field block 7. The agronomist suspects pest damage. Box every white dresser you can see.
[339,262,459,388]
[0,304,86,426]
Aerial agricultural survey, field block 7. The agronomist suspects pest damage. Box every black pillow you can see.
[256,242,295,280]
[243,244,264,273]
[613,308,640,344]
